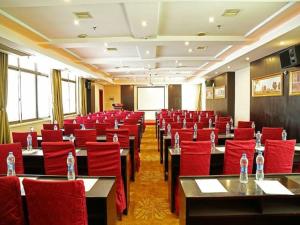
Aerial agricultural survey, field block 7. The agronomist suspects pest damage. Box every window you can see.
[20,72,36,120]
[7,69,20,122]
[62,78,76,114]
[37,75,51,118]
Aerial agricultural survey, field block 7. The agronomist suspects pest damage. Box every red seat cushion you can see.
[0,143,24,174]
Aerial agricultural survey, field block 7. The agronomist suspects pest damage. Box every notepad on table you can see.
[195,179,228,193]
[255,180,294,195]
[77,178,98,192]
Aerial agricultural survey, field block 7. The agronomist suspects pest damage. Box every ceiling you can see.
[0,0,299,84]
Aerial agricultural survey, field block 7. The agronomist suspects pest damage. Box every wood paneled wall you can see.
[250,52,300,141]
[206,72,235,118]
[121,85,134,111]
[168,84,182,110]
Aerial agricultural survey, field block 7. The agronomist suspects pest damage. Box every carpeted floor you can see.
[117,125,179,225]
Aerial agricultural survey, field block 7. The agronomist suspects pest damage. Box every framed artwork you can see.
[289,70,300,96]
[252,73,283,97]
[214,86,226,99]
[206,87,214,99]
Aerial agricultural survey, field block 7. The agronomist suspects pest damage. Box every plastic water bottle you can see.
[251,122,255,129]
[198,115,201,123]
[256,131,261,148]
[209,118,212,128]
[162,119,166,130]
[256,151,264,181]
[240,153,248,184]
[193,123,197,139]
[174,132,180,150]
[160,114,163,119]
[54,120,57,124]
[167,124,171,136]
[282,129,287,141]
[206,113,208,118]
[67,152,75,180]
[81,124,85,130]
[54,124,58,130]
[215,115,218,123]
[69,134,75,143]
[177,115,180,123]
[73,120,76,124]
[7,152,15,176]
[189,113,192,119]
[230,118,234,129]
[114,119,118,129]
[183,118,186,128]
[96,119,99,124]
[226,122,230,135]
[27,133,32,151]
[210,131,216,150]
[87,116,91,120]
[113,133,118,142]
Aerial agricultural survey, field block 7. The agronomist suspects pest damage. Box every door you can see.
[99,89,103,112]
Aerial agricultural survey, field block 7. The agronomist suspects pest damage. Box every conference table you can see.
[179,174,300,225]
[22,148,131,215]
[169,145,300,213]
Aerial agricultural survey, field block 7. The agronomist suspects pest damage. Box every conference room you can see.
[0,1,300,225]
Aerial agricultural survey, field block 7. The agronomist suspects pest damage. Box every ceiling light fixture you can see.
[227,66,231,69]
[74,19,79,25]
[188,48,193,53]
[175,60,178,64]
[197,32,206,36]
[209,17,215,23]
[141,20,147,27]
[178,63,183,67]
[280,41,285,46]
[104,42,108,47]
[215,71,218,74]
[246,57,250,61]
[146,50,150,55]
[184,41,189,46]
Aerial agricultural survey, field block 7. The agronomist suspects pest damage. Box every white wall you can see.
[235,66,250,126]
[182,84,200,110]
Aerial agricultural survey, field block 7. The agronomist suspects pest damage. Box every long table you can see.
[22,149,131,215]
[169,145,300,213]
[179,174,300,225]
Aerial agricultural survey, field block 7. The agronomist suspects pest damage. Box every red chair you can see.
[83,123,96,129]
[0,143,24,175]
[215,121,228,133]
[95,123,110,136]
[86,142,126,214]
[218,116,231,122]
[166,122,182,131]
[197,129,219,145]
[74,129,97,148]
[170,129,194,148]
[261,127,283,144]
[64,123,81,136]
[42,142,78,175]
[238,121,253,128]
[41,130,63,142]
[234,128,254,140]
[264,140,296,174]
[43,124,59,130]
[63,119,74,124]
[200,117,209,128]
[0,176,24,225]
[12,132,38,148]
[124,118,138,125]
[23,179,88,225]
[106,129,129,149]
[223,140,256,175]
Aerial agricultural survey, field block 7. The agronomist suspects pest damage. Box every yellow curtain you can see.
[197,83,202,111]
[51,69,64,128]
[0,52,10,144]
[80,78,87,115]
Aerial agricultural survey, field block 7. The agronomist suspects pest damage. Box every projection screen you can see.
[137,86,165,111]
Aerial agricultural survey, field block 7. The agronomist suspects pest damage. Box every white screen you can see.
[137,87,165,111]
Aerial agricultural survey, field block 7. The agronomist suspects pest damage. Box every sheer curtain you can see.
[197,84,202,111]
[51,69,64,127]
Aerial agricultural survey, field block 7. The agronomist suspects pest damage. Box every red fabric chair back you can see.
[83,123,96,129]
[264,140,296,174]
[42,142,78,175]
[218,116,231,122]
[197,129,219,145]
[261,127,283,144]
[86,142,126,214]
[124,118,138,125]
[43,124,59,130]
[237,121,253,128]
[166,122,182,131]
[12,132,38,148]
[0,176,24,225]
[234,128,254,140]
[170,129,194,148]
[200,117,209,128]
[41,129,63,142]
[215,121,228,133]
[95,123,111,136]
[63,119,74,124]
[23,179,88,225]
[0,143,24,174]
[223,140,255,175]
[106,129,129,149]
[74,129,97,148]
[64,123,81,136]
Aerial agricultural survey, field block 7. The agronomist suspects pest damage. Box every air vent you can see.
[73,12,93,19]
[197,32,206,36]
[222,9,240,17]
[197,46,207,51]
[106,47,118,51]
[78,34,88,38]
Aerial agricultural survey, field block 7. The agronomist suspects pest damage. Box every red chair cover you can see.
[106,129,129,149]
[261,127,283,144]
[124,118,138,125]
[200,117,209,127]
[74,129,97,148]
[23,179,88,225]
[86,142,126,214]
[42,142,78,175]
[170,129,194,148]
[83,123,96,129]
[12,132,38,148]
[234,128,254,140]
[0,143,24,175]
[41,130,63,142]
[63,119,74,124]
[64,123,81,136]
[197,129,219,145]
[215,121,228,133]
[95,123,111,136]
[218,116,231,122]
[264,140,296,174]
[0,176,24,225]
[223,140,256,175]
[237,121,253,128]
[43,124,59,130]
[166,122,182,131]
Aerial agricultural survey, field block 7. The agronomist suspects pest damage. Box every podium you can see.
[112,103,123,110]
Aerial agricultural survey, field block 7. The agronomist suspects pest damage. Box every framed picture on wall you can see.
[214,86,226,99]
[206,87,214,99]
[252,73,283,97]
[289,70,300,96]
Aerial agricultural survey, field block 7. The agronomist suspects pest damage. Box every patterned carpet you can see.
[117,125,179,225]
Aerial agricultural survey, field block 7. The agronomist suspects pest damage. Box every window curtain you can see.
[51,69,64,128]
[80,78,87,116]
[0,52,10,144]
[197,83,202,111]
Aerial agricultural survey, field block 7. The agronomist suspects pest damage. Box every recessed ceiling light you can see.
[74,19,79,25]
[280,41,285,46]
[184,41,189,46]
[147,64,151,67]
[64,0,71,2]
[227,66,231,69]
[175,60,178,64]
[215,71,218,74]
[197,46,207,51]
[209,17,215,23]
[146,50,150,55]
[104,42,108,47]
[188,48,193,53]
[246,57,250,61]
[141,20,147,27]
[178,63,183,67]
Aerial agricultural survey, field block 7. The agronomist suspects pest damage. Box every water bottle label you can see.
[240,166,247,173]
[257,164,263,171]
[68,164,74,172]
